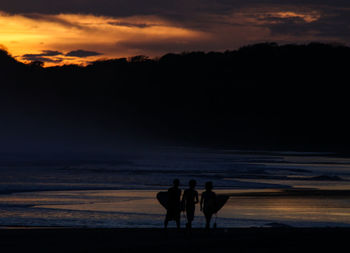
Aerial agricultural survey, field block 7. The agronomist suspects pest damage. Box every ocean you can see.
[1,148,350,228]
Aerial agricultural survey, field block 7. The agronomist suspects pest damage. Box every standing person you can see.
[200,181,216,229]
[164,179,182,229]
[182,179,199,230]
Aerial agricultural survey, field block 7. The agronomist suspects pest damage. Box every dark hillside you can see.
[1,43,350,151]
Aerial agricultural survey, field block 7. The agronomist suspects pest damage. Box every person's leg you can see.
[176,219,180,229]
[164,218,168,229]
[187,208,194,230]
[208,213,213,228]
[186,215,191,230]
[164,211,170,229]
[205,213,213,229]
[205,213,210,229]
[188,221,192,229]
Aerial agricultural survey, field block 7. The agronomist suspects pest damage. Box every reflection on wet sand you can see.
[1,188,350,227]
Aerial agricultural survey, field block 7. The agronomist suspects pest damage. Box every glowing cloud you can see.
[264,11,321,23]
[0,4,345,67]
[0,12,207,66]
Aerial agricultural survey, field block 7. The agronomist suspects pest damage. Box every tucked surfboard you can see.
[157,192,229,213]
[212,195,229,214]
[156,191,169,210]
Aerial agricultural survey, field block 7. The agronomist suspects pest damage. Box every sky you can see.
[0,0,349,66]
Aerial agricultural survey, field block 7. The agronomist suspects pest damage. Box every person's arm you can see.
[181,191,186,210]
[200,193,204,211]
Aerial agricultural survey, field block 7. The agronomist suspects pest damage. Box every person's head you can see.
[205,181,213,191]
[189,179,196,189]
[173,179,180,187]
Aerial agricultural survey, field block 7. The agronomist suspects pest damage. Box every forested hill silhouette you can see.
[1,42,350,151]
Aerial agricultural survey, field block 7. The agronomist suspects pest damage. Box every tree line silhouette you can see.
[1,42,350,151]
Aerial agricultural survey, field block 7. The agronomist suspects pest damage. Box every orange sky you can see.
[0,7,332,66]
[0,12,208,66]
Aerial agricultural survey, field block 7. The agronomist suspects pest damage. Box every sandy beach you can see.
[0,227,349,253]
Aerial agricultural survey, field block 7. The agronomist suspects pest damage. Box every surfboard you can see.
[157,191,229,213]
[212,195,229,214]
[157,191,169,210]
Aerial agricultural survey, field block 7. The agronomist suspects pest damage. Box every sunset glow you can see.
[2,1,350,251]
[0,12,206,66]
[269,11,321,23]
[0,2,347,66]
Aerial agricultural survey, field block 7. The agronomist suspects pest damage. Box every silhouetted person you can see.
[182,179,199,230]
[200,181,216,229]
[164,179,182,229]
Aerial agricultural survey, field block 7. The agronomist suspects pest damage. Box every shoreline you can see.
[2,188,350,228]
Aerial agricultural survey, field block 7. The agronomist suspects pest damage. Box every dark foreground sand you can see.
[0,228,349,253]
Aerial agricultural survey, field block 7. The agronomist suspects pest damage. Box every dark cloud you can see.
[20,49,102,65]
[21,50,64,62]
[22,13,83,29]
[40,50,63,56]
[0,0,171,16]
[264,8,350,40]
[108,21,152,28]
[1,0,350,16]
[22,50,63,57]
[21,55,63,63]
[66,50,103,58]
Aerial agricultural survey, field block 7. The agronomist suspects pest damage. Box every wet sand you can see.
[0,227,349,253]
